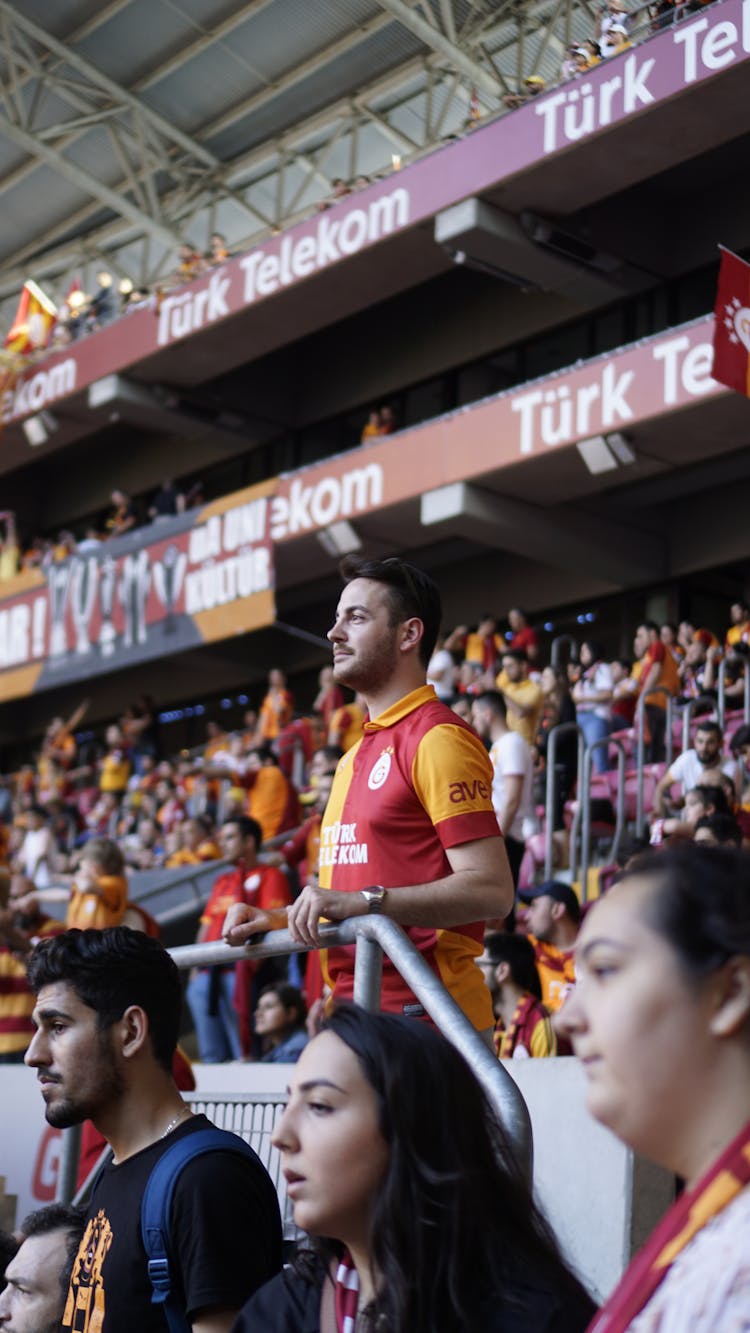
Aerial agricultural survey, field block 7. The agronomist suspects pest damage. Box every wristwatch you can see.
[360,885,387,914]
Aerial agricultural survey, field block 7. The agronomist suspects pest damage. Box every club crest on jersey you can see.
[368,748,393,790]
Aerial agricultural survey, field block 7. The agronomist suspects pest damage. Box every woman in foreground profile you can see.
[233,1004,593,1332]
[560,845,750,1331]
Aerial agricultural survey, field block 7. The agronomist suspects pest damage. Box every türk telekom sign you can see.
[271,315,724,538]
[5,0,748,424]
[0,483,275,702]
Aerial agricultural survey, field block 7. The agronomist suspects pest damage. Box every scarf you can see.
[588,1117,750,1332]
[334,1250,361,1333]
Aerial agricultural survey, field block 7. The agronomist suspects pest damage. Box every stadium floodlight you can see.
[575,435,618,475]
[22,410,58,447]
[606,432,637,465]
[316,520,362,556]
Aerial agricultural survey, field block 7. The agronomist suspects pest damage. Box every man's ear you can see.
[399,617,424,656]
[116,1004,150,1060]
[709,957,750,1038]
[494,961,511,987]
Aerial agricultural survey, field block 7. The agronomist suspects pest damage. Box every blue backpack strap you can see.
[141,1125,259,1333]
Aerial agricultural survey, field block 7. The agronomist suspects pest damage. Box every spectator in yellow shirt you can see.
[495,650,544,747]
[66,837,128,930]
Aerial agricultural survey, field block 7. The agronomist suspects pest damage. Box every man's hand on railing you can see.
[223,885,367,950]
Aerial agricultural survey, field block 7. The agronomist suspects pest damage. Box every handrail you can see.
[635,687,674,837]
[717,659,728,730]
[680,695,718,754]
[717,660,750,729]
[169,919,533,1181]
[128,858,231,906]
[550,635,578,669]
[544,722,585,880]
[579,737,626,902]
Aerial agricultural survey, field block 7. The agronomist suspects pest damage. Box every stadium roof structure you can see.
[0,0,610,328]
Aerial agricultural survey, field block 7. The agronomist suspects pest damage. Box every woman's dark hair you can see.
[687,783,730,815]
[300,1005,591,1329]
[339,556,441,668]
[694,813,743,847]
[26,927,181,1072]
[620,845,750,979]
[259,981,307,1031]
[581,639,605,665]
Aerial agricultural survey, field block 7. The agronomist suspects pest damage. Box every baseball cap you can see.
[518,879,581,924]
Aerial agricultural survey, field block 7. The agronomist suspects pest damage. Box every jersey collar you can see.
[364,684,438,730]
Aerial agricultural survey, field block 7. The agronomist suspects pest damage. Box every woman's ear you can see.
[709,957,750,1038]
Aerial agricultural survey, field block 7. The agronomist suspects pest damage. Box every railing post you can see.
[353,933,383,1012]
[544,722,584,880]
[718,659,727,730]
[56,1124,82,1204]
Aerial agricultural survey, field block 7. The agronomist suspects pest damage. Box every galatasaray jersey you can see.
[319,685,501,1029]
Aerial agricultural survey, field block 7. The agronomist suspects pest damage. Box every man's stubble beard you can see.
[44,1029,125,1129]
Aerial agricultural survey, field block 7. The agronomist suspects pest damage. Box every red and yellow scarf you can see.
[588,1118,750,1332]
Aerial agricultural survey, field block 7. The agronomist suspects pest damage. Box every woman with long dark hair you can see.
[560,845,750,1331]
[233,1005,594,1331]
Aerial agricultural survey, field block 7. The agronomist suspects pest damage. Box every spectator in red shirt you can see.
[507,608,539,662]
[186,816,291,1061]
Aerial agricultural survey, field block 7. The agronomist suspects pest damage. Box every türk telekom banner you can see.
[4,0,748,425]
[0,482,275,703]
[270,315,724,541]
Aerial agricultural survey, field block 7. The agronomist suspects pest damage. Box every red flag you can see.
[4,280,57,355]
[712,246,750,398]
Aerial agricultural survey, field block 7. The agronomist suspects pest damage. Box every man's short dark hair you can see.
[501,648,528,665]
[339,556,441,668]
[26,928,181,1073]
[18,1204,86,1299]
[639,620,659,635]
[731,723,750,752]
[695,720,722,741]
[483,932,542,999]
[222,814,262,846]
[687,783,731,815]
[250,743,276,766]
[694,813,743,846]
[474,691,507,722]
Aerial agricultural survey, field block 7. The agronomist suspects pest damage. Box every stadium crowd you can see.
[0,557,749,1331]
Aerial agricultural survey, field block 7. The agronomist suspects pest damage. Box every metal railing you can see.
[544,722,585,880]
[550,635,578,669]
[57,917,533,1202]
[635,688,674,837]
[579,736,627,901]
[717,660,750,729]
[680,695,718,754]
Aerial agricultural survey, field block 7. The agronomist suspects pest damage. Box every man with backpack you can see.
[25,927,282,1333]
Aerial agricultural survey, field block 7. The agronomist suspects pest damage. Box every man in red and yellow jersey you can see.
[632,621,680,763]
[0,873,64,1062]
[518,880,579,1012]
[257,668,294,741]
[225,557,514,1035]
[725,599,750,650]
[479,932,556,1059]
[242,745,300,842]
[327,693,366,752]
[187,815,291,1061]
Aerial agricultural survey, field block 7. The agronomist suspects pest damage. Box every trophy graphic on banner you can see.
[152,543,187,634]
[70,557,99,655]
[119,549,151,648]
[47,563,73,659]
[98,556,117,657]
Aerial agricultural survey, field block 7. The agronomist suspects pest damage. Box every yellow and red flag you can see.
[712,246,750,398]
[4,280,57,356]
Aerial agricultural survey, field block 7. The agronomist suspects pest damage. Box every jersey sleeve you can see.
[410,722,501,849]
[171,1147,282,1318]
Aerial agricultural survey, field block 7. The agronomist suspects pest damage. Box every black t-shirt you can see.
[62,1114,282,1332]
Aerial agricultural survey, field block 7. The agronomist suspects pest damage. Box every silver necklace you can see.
[161,1104,191,1138]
